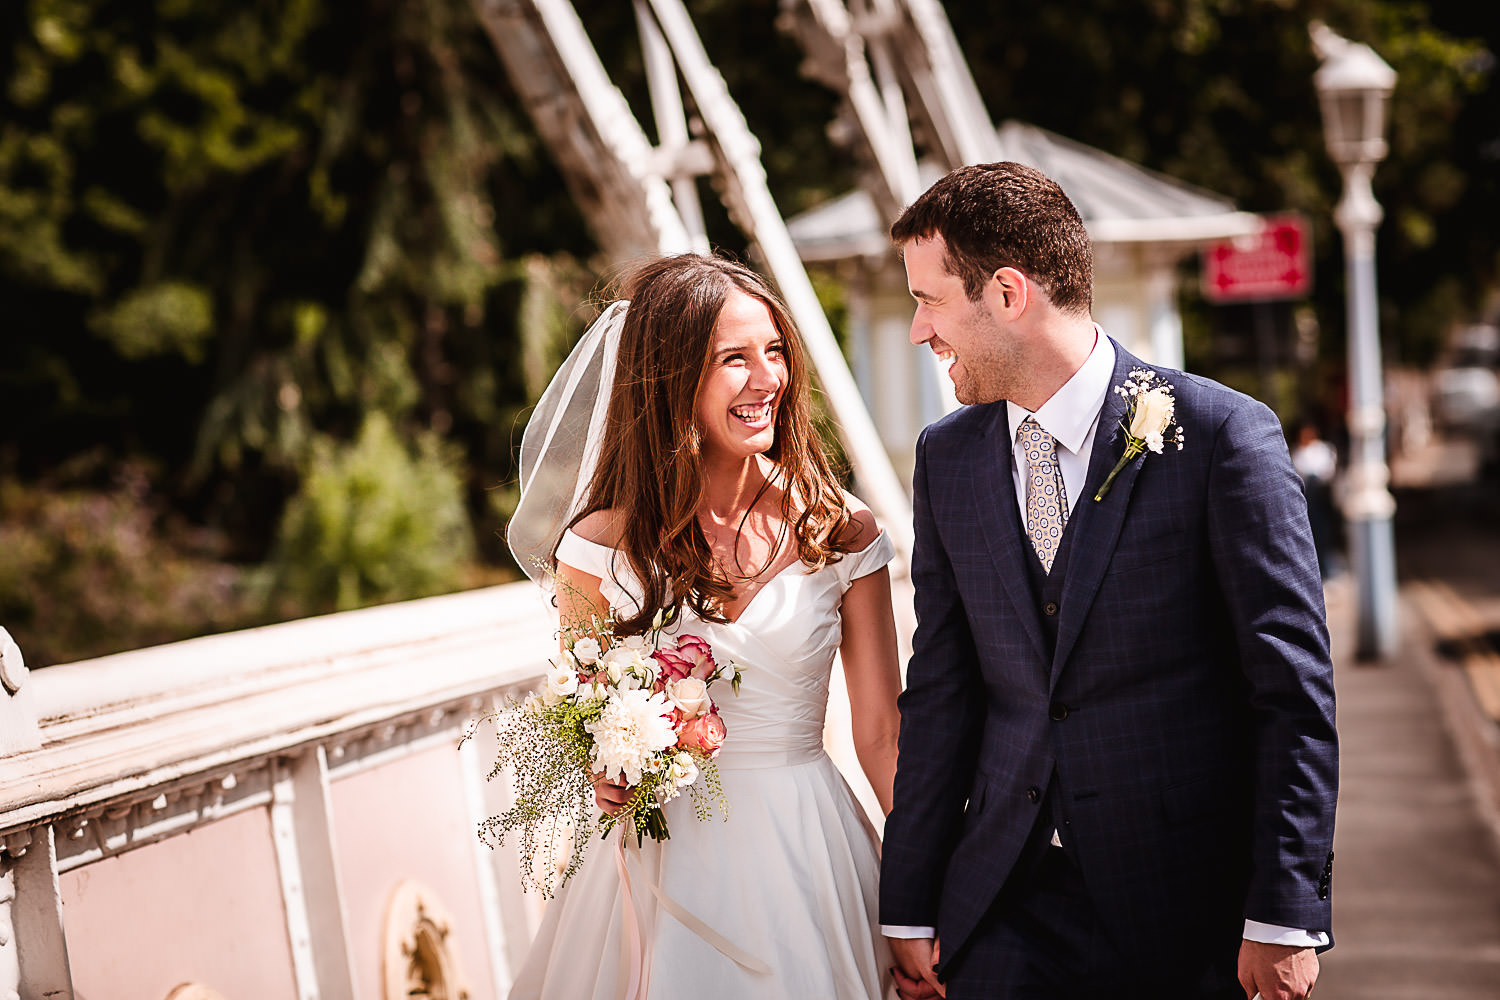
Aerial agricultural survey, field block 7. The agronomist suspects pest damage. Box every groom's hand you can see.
[889,936,945,999]
[1237,940,1318,1000]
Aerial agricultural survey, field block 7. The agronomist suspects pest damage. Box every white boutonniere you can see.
[1094,368,1185,501]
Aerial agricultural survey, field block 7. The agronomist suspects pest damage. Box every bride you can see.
[504,253,902,1000]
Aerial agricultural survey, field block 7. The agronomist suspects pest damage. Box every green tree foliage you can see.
[88,281,215,362]
[947,0,1499,366]
[0,465,258,666]
[269,412,473,613]
[1,0,596,481]
[0,0,1494,662]
[0,0,598,658]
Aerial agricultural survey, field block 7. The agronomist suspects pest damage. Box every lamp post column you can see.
[1335,160,1398,660]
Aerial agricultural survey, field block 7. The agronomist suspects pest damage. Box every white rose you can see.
[669,752,699,788]
[666,677,712,718]
[522,693,544,715]
[543,663,578,706]
[620,634,648,651]
[571,637,602,665]
[1128,386,1174,442]
[605,659,624,685]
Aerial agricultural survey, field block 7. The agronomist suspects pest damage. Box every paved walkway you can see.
[1317,574,1500,998]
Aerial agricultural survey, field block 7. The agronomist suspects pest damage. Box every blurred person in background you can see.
[1292,423,1340,580]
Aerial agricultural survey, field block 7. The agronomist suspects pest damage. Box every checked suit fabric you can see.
[1019,416,1068,572]
[880,340,1338,991]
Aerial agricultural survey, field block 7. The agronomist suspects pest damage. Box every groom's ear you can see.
[987,266,1028,318]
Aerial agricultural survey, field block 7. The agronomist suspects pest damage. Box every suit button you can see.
[1049,702,1070,721]
[1026,786,1041,804]
[1043,601,1058,616]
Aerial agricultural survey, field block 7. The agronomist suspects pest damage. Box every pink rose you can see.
[676,712,727,758]
[674,634,717,680]
[651,648,693,684]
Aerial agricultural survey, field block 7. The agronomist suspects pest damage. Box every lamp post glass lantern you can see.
[1316,79,1392,166]
[1310,21,1399,661]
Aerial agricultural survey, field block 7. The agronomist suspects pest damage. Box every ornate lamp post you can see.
[1310,22,1399,660]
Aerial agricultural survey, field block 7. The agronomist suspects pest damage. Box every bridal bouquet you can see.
[468,602,742,896]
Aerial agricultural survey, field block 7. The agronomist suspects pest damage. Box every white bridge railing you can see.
[0,576,895,1000]
[0,582,560,1000]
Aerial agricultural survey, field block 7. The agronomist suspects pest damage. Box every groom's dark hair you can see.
[890,161,1093,316]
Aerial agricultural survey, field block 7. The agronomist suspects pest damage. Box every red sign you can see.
[1201,215,1312,302]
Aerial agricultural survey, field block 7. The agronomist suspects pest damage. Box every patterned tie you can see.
[1019,416,1068,573]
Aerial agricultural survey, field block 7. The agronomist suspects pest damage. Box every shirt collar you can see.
[1007,326,1116,456]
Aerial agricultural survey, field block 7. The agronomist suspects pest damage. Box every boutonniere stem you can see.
[1094,369,1185,502]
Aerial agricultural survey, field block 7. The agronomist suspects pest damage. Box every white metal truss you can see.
[470,0,1008,565]
[777,0,1000,225]
[472,0,694,258]
[471,0,918,562]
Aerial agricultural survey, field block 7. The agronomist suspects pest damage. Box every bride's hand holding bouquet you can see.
[468,597,742,896]
[591,638,730,814]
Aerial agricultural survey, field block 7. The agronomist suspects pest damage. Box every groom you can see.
[880,163,1337,1000]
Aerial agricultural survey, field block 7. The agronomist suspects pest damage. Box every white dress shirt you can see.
[884,329,1327,949]
[1006,327,1115,528]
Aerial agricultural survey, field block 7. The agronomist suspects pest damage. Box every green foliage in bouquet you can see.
[467,683,726,897]
[471,686,603,897]
[466,584,736,896]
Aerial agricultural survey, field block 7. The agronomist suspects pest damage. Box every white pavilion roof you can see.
[787,120,1261,261]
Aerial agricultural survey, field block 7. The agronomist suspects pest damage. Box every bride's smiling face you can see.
[696,289,788,462]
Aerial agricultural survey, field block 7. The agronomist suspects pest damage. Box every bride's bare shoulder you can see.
[570,509,627,547]
[836,492,882,553]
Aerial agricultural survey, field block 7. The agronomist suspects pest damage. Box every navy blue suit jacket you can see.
[879,342,1338,970]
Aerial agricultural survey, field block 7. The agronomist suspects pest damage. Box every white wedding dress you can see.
[506,527,897,1000]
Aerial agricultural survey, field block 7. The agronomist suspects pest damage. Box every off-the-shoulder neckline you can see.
[560,526,889,556]
[557,527,890,626]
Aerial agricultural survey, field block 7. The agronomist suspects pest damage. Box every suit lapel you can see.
[973,405,1049,665]
[1051,344,1147,683]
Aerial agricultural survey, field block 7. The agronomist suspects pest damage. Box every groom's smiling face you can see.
[902,235,1018,406]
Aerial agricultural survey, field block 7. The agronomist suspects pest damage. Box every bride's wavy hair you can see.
[567,252,858,635]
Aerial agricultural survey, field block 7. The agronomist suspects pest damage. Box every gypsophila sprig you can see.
[1094,368,1186,502]
[463,563,744,896]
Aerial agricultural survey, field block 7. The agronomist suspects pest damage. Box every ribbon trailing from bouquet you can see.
[614,834,770,1000]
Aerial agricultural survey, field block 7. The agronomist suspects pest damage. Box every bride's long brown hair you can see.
[565,253,858,635]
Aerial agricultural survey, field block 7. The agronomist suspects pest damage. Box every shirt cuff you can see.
[881,925,936,939]
[1243,919,1329,948]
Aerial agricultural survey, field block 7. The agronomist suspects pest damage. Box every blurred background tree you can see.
[948,0,1498,392]
[0,0,1494,664]
[0,0,599,662]
[268,411,473,614]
